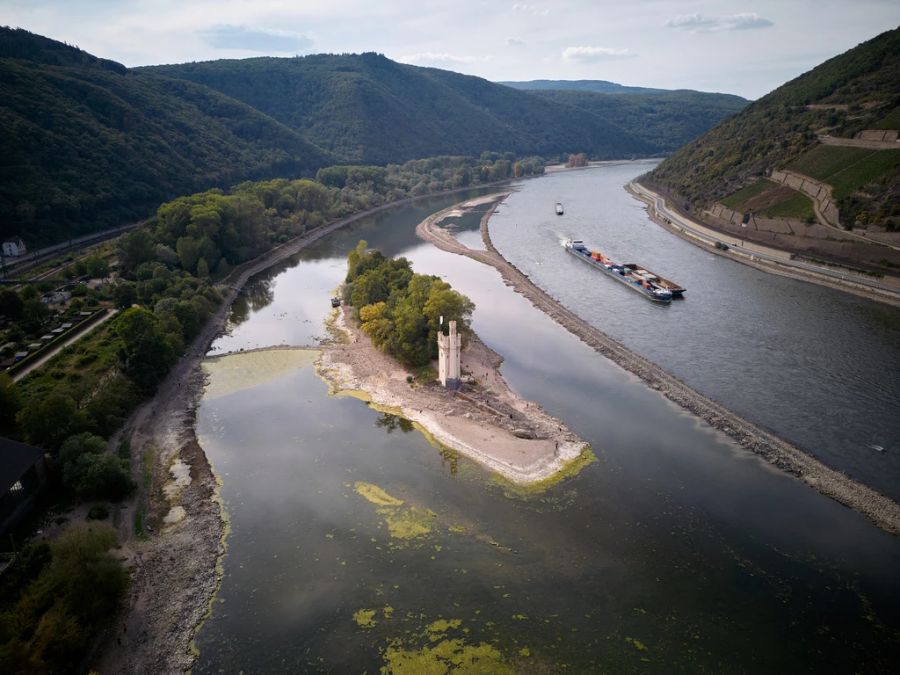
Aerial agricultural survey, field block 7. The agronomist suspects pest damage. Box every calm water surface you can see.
[491,162,900,500]
[194,178,900,672]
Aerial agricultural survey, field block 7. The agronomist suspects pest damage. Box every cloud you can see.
[512,3,549,16]
[398,52,490,66]
[201,25,313,52]
[562,46,636,63]
[506,37,525,47]
[666,13,774,32]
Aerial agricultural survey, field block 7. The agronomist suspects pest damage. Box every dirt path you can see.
[417,195,900,538]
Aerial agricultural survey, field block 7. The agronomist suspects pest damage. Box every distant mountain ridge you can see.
[500,79,669,95]
[141,53,657,165]
[1,28,747,245]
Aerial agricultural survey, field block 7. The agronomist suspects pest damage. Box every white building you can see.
[437,320,461,389]
[2,238,26,257]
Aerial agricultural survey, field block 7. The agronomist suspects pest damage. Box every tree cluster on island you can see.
[344,241,474,368]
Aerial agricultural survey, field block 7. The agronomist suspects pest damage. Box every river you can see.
[192,172,900,672]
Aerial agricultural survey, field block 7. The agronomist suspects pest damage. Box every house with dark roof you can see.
[0,437,46,538]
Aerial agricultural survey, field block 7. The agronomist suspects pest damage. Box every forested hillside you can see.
[143,53,655,164]
[645,26,900,231]
[527,89,747,153]
[1,28,747,247]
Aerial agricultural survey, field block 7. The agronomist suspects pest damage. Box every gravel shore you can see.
[418,195,900,537]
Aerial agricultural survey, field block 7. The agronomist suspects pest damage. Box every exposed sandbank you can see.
[417,193,900,537]
[317,307,591,486]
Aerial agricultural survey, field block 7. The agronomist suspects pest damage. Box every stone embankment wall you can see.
[857,129,899,143]
[705,202,900,267]
[819,132,900,150]
[769,169,841,228]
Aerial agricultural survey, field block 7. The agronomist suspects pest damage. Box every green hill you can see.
[0,27,330,246]
[645,27,900,234]
[142,53,657,165]
[1,29,750,247]
[526,89,747,153]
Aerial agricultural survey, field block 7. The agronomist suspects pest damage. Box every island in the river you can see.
[317,238,592,486]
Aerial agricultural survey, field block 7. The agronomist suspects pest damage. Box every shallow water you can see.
[194,174,900,672]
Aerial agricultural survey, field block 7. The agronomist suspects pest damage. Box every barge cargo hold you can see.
[564,239,684,303]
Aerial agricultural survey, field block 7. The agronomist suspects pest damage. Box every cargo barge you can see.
[564,239,685,303]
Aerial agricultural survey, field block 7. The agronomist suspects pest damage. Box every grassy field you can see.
[788,145,900,198]
[762,193,815,220]
[720,179,815,220]
[720,180,771,209]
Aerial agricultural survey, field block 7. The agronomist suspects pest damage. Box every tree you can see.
[114,307,178,392]
[85,255,109,278]
[117,229,155,274]
[0,289,23,319]
[59,433,134,501]
[0,374,20,433]
[17,389,81,449]
[113,281,137,309]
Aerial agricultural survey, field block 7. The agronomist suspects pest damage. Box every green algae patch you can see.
[202,348,320,400]
[625,636,648,651]
[493,445,597,499]
[355,482,405,507]
[385,507,436,539]
[427,619,463,638]
[353,481,436,544]
[382,637,514,675]
[353,608,378,628]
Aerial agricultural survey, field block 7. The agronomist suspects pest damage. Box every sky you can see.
[2,0,899,99]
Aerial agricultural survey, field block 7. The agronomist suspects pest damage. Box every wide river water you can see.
[194,168,900,673]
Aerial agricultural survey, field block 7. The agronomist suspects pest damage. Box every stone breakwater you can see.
[417,195,900,537]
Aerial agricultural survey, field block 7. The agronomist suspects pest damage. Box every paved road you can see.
[629,181,900,298]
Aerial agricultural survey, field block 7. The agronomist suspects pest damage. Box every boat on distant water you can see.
[564,239,684,303]
[555,202,564,215]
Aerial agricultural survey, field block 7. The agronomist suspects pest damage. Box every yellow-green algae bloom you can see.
[355,482,405,507]
[382,637,514,674]
[353,608,377,628]
[354,482,436,542]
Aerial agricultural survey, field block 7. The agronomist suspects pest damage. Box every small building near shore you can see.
[0,437,47,538]
[2,238,26,257]
[438,320,461,389]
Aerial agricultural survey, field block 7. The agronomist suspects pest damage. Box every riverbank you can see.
[93,186,513,674]
[628,180,900,307]
[417,194,900,537]
[317,307,590,486]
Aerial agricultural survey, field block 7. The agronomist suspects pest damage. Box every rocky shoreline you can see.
[417,194,900,537]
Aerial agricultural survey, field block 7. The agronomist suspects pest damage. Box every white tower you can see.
[437,320,461,389]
